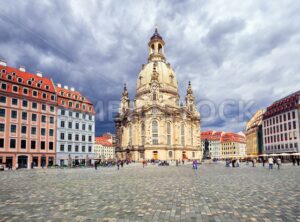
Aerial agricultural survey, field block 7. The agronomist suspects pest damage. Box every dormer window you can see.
[67,93,71,98]
[18,78,23,83]
[45,85,49,90]
[37,83,41,88]
[12,72,16,76]
[60,91,64,96]
[42,93,47,99]
[1,69,5,74]
[50,95,55,101]
[75,95,78,100]
[7,75,12,80]
[27,80,32,85]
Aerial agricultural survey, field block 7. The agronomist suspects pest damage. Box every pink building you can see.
[0,60,57,169]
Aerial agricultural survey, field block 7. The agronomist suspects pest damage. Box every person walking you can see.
[117,160,120,170]
[176,160,179,167]
[297,157,300,166]
[292,157,296,166]
[95,161,98,170]
[276,157,281,170]
[268,157,273,170]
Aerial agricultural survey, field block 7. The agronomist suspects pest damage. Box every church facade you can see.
[114,29,202,161]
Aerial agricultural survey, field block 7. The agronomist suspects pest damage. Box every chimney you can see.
[0,59,7,67]
[64,85,69,90]
[70,87,75,92]
[57,83,62,88]
[36,70,43,77]
[19,66,26,72]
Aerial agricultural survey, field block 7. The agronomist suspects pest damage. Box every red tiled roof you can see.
[0,65,56,92]
[95,136,113,146]
[201,131,245,143]
[220,132,245,143]
[263,90,300,119]
[0,65,57,103]
[56,86,95,114]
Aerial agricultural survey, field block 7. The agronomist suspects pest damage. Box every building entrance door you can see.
[32,157,38,168]
[41,157,46,168]
[18,156,28,168]
[153,151,158,160]
[182,151,187,160]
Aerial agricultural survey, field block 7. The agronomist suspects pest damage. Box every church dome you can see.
[136,29,178,97]
[136,61,178,96]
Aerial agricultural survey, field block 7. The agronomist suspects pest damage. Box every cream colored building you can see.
[220,132,246,158]
[94,136,115,160]
[246,109,265,155]
[114,29,201,161]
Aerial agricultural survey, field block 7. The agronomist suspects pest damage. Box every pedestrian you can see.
[236,159,240,167]
[297,157,300,166]
[117,160,120,170]
[176,160,179,167]
[262,158,265,167]
[268,157,273,170]
[182,159,184,165]
[121,160,124,168]
[252,158,256,167]
[292,157,296,166]
[95,161,98,170]
[276,157,281,170]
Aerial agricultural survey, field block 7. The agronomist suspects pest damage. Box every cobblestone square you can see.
[0,163,299,222]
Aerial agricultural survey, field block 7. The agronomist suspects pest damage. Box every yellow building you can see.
[114,29,201,161]
[245,109,265,155]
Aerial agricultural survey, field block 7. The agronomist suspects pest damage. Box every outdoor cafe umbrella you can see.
[258,154,268,157]
[279,153,291,156]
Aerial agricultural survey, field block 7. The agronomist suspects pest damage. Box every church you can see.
[114,28,202,161]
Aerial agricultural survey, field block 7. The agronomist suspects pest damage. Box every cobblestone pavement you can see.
[0,163,299,222]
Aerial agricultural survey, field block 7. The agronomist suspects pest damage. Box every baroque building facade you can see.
[115,29,201,161]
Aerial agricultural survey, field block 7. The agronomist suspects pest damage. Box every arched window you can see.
[158,44,162,53]
[141,123,145,145]
[167,122,171,145]
[191,126,193,146]
[153,93,157,101]
[168,151,173,158]
[181,123,185,146]
[152,120,158,145]
[129,124,132,145]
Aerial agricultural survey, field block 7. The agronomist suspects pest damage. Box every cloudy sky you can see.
[1,0,300,135]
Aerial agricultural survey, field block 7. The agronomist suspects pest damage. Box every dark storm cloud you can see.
[0,0,300,135]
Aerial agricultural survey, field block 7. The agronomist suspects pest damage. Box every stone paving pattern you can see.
[0,163,299,222]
